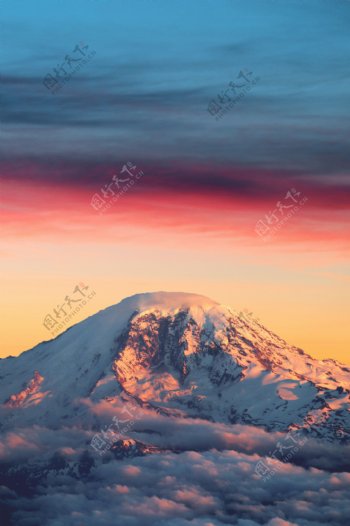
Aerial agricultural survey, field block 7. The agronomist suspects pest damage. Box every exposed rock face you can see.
[5,370,44,408]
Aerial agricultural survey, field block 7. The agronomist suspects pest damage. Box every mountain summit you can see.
[1,291,349,440]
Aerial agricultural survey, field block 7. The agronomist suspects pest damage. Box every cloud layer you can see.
[1,407,350,525]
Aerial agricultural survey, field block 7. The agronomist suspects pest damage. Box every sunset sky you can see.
[1,0,349,362]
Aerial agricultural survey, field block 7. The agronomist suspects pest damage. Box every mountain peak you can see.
[1,291,349,442]
[116,291,219,312]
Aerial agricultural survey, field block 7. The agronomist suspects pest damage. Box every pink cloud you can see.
[123,496,188,516]
[114,484,129,494]
[122,465,141,476]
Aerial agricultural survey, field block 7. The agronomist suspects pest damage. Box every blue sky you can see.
[1,0,350,180]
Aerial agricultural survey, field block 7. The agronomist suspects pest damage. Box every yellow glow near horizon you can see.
[1,236,349,364]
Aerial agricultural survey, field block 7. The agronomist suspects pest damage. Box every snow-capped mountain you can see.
[1,292,349,441]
